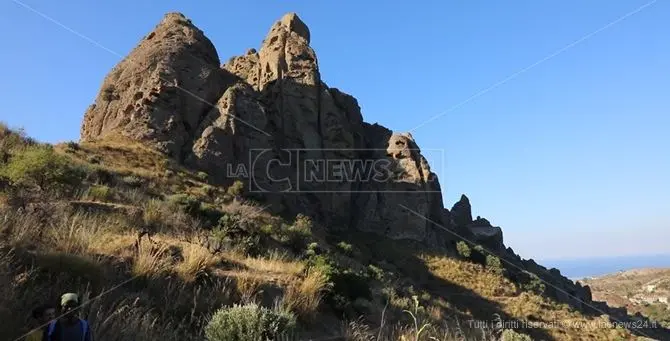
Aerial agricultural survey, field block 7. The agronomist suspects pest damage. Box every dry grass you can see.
[89,233,136,257]
[132,243,171,279]
[175,244,219,282]
[281,269,329,319]
[231,250,304,276]
[234,273,265,303]
[1,127,651,341]
[423,255,639,340]
[422,255,517,298]
[56,137,170,180]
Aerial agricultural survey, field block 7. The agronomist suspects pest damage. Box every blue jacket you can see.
[46,319,92,341]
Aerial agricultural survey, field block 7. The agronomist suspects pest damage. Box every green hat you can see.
[60,293,79,306]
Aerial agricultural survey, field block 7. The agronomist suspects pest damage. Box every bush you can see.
[456,241,471,258]
[86,185,113,201]
[520,272,546,295]
[87,155,101,164]
[168,193,223,225]
[226,180,245,197]
[486,255,504,275]
[65,141,79,152]
[202,184,216,197]
[307,254,371,313]
[211,213,260,256]
[168,194,201,216]
[501,329,532,341]
[142,199,164,228]
[0,123,32,156]
[205,303,296,341]
[366,264,385,281]
[280,214,312,252]
[196,171,209,181]
[1,145,84,194]
[122,175,144,188]
[336,241,353,255]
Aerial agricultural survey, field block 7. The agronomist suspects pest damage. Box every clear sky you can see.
[1,0,668,260]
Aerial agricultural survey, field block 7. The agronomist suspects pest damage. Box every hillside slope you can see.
[581,268,670,329]
[2,11,670,341]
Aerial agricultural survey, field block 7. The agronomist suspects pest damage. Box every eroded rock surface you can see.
[80,12,602,315]
[81,13,230,159]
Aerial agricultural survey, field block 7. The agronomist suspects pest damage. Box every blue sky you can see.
[1,0,668,260]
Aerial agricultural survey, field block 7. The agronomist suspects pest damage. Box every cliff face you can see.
[81,12,445,244]
[80,12,596,311]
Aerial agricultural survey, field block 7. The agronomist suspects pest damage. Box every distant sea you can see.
[539,254,670,280]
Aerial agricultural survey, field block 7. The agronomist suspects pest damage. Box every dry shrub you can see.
[281,269,328,319]
[221,199,269,225]
[132,243,171,279]
[233,250,304,276]
[47,212,109,255]
[85,184,114,201]
[141,198,202,236]
[142,199,164,227]
[235,274,264,304]
[175,244,218,282]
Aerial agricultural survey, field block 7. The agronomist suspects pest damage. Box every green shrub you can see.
[65,141,79,152]
[485,255,504,275]
[305,242,319,257]
[122,175,144,188]
[226,180,245,197]
[279,214,312,252]
[87,185,113,201]
[470,244,487,265]
[196,171,209,181]
[86,167,115,185]
[87,155,101,164]
[211,213,260,256]
[520,272,546,295]
[501,329,532,341]
[202,184,216,197]
[456,241,471,258]
[366,264,385,281]
[336,241,353,255]
[205,303,296,341]
[0,124,32,156]
[168,194,201,215]
[307,254,371,312]
[1,145,84,194]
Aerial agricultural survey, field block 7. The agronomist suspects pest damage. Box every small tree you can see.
[1,145,84,194]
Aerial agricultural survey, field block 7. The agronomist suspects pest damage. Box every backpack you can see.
[47,319,88,341]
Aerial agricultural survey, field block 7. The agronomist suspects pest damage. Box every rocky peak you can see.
[80,12,228,159]
[279,13,310,43]
[450,194,473,227]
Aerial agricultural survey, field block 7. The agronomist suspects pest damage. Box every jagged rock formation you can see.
[81,13,233,160]
[81,11,605,313]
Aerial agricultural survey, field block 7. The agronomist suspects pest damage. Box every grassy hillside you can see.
[0,123,657,340]
[581,269,670,329]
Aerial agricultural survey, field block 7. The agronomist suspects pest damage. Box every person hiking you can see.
[25,304,56,341]
[46,293,93,341]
